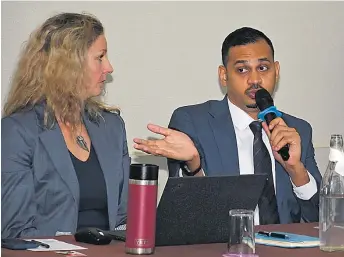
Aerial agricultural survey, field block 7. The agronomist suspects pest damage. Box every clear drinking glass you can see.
[226,209,256,257]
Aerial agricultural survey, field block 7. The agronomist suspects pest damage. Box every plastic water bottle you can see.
[319,134,344,252]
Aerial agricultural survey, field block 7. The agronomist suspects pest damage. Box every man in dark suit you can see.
[134,27,321,224]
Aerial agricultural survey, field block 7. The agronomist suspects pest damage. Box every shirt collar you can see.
[227,97,256,131]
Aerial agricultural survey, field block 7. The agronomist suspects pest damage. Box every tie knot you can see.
[249,121,262,135]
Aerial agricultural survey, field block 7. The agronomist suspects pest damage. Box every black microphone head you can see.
[255,88,274,111]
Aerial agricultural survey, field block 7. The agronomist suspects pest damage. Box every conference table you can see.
[2,223,343,257]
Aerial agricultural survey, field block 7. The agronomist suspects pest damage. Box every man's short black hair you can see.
[221,27,274,66]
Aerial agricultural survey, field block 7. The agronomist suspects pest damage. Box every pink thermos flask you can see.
[125,164,159,255]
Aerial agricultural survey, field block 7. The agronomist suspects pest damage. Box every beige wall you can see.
[2,2,342,196]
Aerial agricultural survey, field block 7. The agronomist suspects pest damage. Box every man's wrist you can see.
[286,162,310,187]
[181,163,202,176]
[183,153,201,175]
[186,153,200,170]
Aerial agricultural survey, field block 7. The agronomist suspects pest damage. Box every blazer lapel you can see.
[36,106,79,203]
[208,96,240,175]
[35,104,123,228]
[83,113,122,230]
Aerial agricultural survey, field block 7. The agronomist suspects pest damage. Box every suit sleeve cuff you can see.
[291,170,317,200]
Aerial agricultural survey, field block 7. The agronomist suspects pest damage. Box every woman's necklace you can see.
[75,124,89,152]
[76,135,89,152]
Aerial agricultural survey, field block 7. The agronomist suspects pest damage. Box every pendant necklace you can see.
[76,125,89,152]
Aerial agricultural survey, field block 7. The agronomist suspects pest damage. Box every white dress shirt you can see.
[227,98,317,225]
[180,98,318,225]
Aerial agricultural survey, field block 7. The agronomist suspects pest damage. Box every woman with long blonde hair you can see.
[2,12,130,238]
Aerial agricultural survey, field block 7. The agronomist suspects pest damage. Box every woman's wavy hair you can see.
[3,12,118,129]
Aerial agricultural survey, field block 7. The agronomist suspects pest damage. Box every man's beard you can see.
[246,103,258,109]
[245,83,261,109]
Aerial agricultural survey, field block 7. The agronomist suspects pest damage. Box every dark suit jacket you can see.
[167,96,322,224]
[1,103,130,238]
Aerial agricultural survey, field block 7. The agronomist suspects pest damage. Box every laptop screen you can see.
[155,174,268,246]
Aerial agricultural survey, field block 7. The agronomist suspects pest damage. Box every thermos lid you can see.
[130,164,159,181]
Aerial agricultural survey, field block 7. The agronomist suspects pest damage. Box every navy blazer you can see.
[167,96,322,224]
[1,103,130,238]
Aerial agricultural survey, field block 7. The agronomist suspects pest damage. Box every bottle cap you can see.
[130,164,159,181]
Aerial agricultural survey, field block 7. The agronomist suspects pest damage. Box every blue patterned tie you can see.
[249,121,280,224]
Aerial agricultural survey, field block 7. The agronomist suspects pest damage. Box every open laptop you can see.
[110,174,267,246]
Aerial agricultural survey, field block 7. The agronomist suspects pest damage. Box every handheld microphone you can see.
[255,88,290,161]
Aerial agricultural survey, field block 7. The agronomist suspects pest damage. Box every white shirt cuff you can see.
[291,171,318,200]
